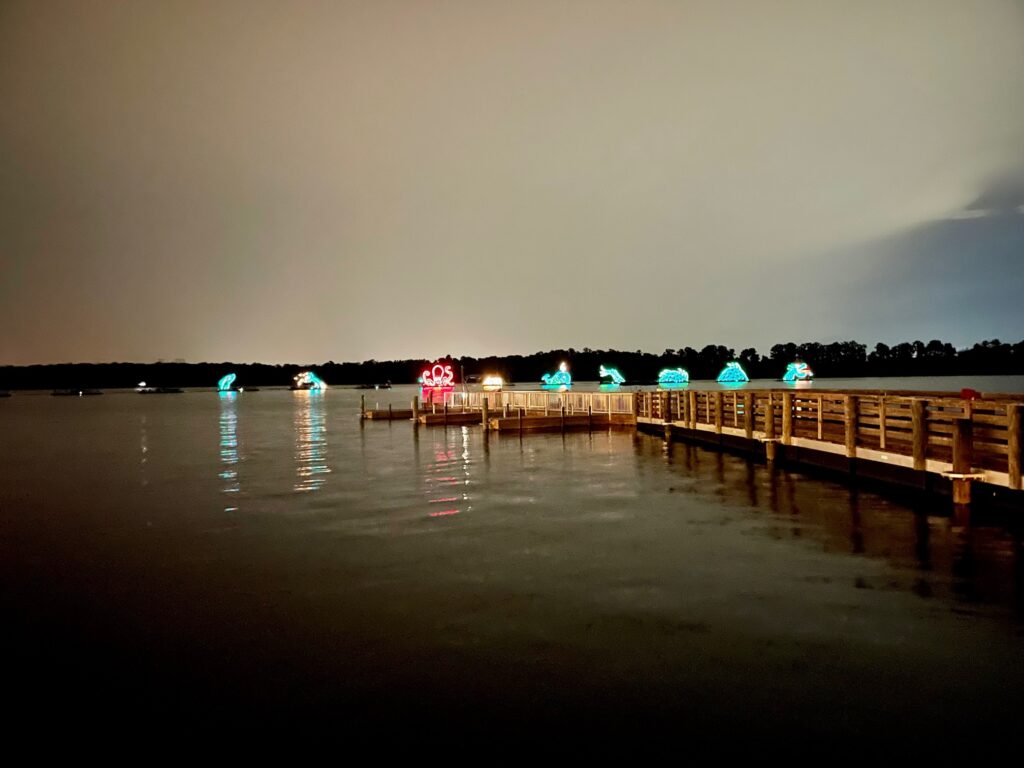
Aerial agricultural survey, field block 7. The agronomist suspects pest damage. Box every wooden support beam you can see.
[688,390,697,430]
[781,391,793,446]
[912,400,927,471]
[951,418,974,506]
[411,396,419,421]
[1009,404,1022,491]
[879,396,886,450]
[714,391,723,434]
[743,392,753,439]
[481,396,489,430]
[360,395,366,419]
[764,395,776,462]
[844,395,857,458]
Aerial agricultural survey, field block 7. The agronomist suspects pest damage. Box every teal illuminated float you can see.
[716,362,749,384]
[217,373,239,392]
[658,368,689,386]
[599,365,625,385]
[292,371,327,391]
[541,362,572,389]
[782,362,814,382]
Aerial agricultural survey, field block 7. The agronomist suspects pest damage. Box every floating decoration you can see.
[782,362,814,382]
[658,368,690,386]
[217,373,238,392]
[420,362,455,389]
[541,361,572,388]
[482,375,504,391]
[599,365,625,385]
[292,371,327,391]
[716,362,749,384]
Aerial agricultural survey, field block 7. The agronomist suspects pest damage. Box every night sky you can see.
[2,1,1023,365]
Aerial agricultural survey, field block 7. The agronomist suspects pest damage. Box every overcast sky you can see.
[2,0,1023,364]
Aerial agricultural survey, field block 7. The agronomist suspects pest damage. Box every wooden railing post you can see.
[412,396,419,421]
[481,396,489,430]
[1009,404,1022,491]
[360,395,366,419]
[952,418,974,505]
[782,391,793,446]
[743,392,753,439]
[912,400,927,471]
[631,392,639,426]
[688,390,697,430]
[844,395,858,458]
[713,392,723,434]
[764,394,776,462]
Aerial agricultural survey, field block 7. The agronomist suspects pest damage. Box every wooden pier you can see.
[361,389,1024,506]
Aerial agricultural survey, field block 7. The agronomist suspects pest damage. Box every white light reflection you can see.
[294,391,330,492]
[218,391,240,509]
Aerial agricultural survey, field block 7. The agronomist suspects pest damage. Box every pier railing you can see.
[423,389,636,416]
[636,389,1022,491]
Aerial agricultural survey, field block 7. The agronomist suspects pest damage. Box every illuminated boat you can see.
[782,362,814,382]
[541,362,572,389]
[599,365,625,385]
[658,368,689,386]
[291,371,327,391]
[482,375,504,391]
[217,373,241,393]
[716,362,749,384]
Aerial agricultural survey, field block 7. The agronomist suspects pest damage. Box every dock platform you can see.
[361,388,1024,506]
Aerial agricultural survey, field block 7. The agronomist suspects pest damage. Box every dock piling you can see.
[952,418,974,505]
[482,396,489,430]
[412,396,419,421]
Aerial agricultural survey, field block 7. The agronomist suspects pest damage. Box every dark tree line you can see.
[2,339,1023,390]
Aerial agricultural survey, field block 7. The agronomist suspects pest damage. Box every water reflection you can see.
[640,435,1024,617]
[294,391,330,492]
[218,391,240,509]
[423,426,473,518]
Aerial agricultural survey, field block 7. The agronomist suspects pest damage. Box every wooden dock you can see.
[361,388,1024,506]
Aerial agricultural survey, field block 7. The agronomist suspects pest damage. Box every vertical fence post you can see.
[360,395,365,419]
[481,396,489,430]
[631,392,639,427]
[912,400,927,471]
[713,392,723,434]
[1009,404,1022,491]
[782,392,793,446]
[688,390,697,430]
[411,395,419,421]
[879,396,887,450]
[844,395,858,459]
[743,392,753,439]
[764,394,776,462]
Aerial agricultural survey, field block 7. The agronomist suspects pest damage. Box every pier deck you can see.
[362,388,1024,505]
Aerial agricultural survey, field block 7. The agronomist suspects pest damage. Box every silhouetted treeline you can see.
[2,338,1023,390]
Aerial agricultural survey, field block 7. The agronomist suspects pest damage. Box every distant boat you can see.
[291,371,328,391]
[357,381,391,390]
[52,388,102,396]
[136,381,183,394]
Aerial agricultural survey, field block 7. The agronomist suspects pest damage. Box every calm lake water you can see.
[2,383,1023,753]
